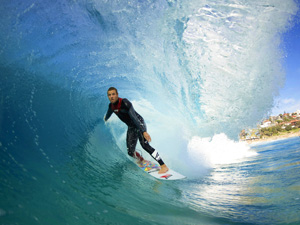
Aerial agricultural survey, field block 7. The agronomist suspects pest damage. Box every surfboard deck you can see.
[136,160,186,180]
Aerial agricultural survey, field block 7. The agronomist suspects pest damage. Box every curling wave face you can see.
[0,0,298,224]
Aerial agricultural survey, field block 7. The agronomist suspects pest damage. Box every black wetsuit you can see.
[104,98,165,166]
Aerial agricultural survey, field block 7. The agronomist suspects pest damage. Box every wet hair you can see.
[107,87,118,94]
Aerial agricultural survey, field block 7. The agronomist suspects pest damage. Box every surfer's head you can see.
[107,87,119,104]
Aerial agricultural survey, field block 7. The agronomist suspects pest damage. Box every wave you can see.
[0,0,298,224]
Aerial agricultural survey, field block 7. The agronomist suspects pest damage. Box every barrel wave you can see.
[1,0,299,224]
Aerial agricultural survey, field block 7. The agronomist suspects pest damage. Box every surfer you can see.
[104,87,169,174]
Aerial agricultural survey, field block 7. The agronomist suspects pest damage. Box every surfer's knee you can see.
[140,140,155,154]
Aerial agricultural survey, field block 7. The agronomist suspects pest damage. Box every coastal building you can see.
[240,110,300,142]
[290,120,300,127]
[239,128,260,141]
[260,120,272,128]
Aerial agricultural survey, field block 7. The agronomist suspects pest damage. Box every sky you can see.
[271,2,300,116]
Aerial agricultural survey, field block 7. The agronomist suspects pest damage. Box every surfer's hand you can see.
[143,132,151,142]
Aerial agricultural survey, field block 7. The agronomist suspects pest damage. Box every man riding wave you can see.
[104,87,169,174]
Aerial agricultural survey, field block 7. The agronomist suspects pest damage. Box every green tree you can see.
[285,125,292,131]
[264,130,272,136]
[271,127,278,134]
[276,125,283,132]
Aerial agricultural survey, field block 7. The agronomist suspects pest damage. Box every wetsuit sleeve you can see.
[123,99,147,133]
[104,104,113,122]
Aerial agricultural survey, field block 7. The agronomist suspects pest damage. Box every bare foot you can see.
[158,164,169,174]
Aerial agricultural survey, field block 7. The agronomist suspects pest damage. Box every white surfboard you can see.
[136,160,186,180]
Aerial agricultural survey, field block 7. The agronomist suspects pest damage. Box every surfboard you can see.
[136,160,186,180]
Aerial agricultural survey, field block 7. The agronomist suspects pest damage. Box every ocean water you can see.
[1,0,300,224]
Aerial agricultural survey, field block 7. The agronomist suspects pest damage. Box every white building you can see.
[260,120,272,128]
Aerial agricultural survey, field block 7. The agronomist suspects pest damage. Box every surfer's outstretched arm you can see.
[104,106,113,122]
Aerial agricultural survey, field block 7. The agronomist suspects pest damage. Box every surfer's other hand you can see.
[143,132,151,142]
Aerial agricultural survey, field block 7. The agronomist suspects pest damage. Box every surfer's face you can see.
[107,90,119,104]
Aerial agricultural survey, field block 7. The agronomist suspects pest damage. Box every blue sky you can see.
[271,3,300,115]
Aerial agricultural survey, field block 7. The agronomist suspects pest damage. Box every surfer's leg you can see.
[138,131,165,166]
[126,127,144,161]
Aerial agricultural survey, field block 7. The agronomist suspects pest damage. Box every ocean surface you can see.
[1,0,300,224]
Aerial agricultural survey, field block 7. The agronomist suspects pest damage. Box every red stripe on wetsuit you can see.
[111,98,123,114]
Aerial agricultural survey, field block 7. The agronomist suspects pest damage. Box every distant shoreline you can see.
[242,130,300,144]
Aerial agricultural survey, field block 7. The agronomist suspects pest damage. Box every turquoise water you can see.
[1,124,300,224]
[1,0,300,224]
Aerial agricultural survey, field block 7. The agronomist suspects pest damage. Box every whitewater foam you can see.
[187,133,258,168]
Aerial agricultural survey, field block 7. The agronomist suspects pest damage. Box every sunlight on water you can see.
[184,137,300,224]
